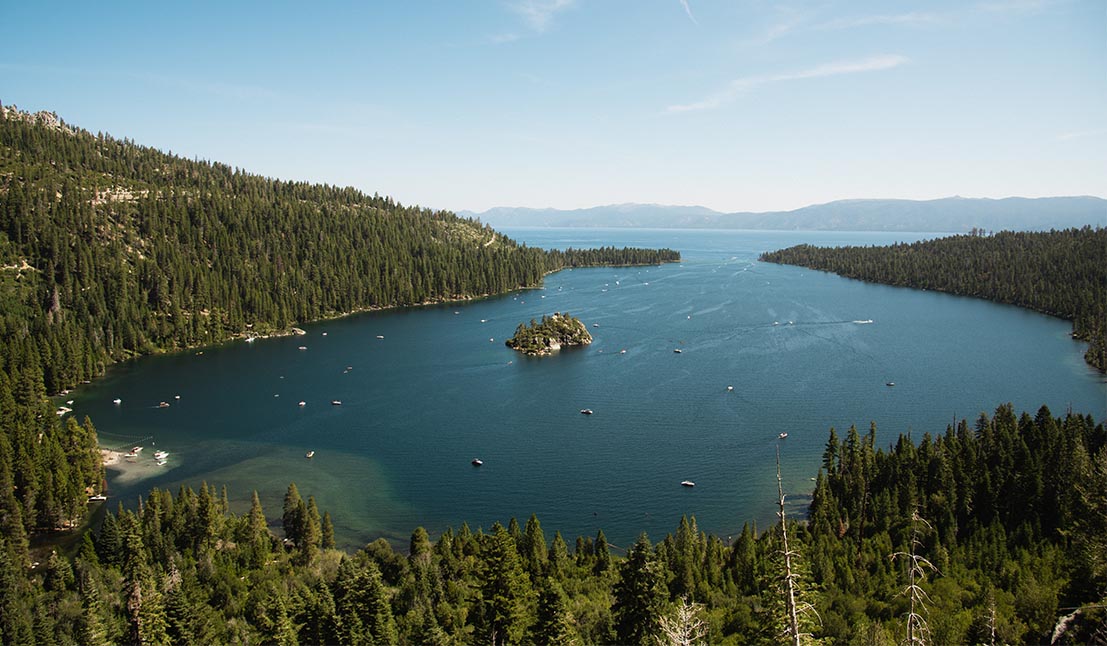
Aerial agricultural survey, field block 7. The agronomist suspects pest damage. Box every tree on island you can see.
[505,312,593,356]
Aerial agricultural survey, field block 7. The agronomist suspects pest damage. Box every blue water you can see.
[69,229,1106,550]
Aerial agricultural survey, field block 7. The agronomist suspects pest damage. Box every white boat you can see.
[886,382,895,387]
[298,346,307,351]
[726,385,734,392]
[376,335,385,339]
[592,323,599,328]
[153,450,168,460]
[331,400,342,406]
[580,409,593,415]
[681,480,695,487]
[673,349,682,353]
[471,458,483,466]
[88,494,107,502]
[298,401,306,407]
[156,459,168,466]
[245,337,256,343]
[113,398,122,404]
[305,451,315,459]
[778,433,788,439]
[131,446,143,454]
[158,401,170,408]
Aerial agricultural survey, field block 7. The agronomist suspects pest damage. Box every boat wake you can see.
[852,319,874,324]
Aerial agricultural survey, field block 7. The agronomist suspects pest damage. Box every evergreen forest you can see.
[1,104,1105,644]
[759,228,1107,371]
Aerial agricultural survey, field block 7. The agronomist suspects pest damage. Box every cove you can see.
[68,228,1107,550]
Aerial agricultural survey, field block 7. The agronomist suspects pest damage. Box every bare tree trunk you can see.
[777,446,801,646]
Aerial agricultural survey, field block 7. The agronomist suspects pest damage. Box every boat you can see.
[471,458,483,466]
[673,349,682,353]
[131,446,143,454]
[156,459,168,466]
[376,335,385,339]
[158,401,170,408]
[245,336,256,343]
[886,382,895,387]
[620,349,626,354]
[153,450,168,460]
[298,346,307,351]
[88,494,107,502]
[55,406,72,416]
[298,401,306,407]
[305,451,315,459]
[592,323,599,328]
[778,433,788,439]
[113,398,122,404]
[331,400,342,406]
[681,480,695,487]
[580,409,593,415]
[726,385,734,392]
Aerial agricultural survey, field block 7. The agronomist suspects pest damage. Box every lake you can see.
[69,228,1107,550]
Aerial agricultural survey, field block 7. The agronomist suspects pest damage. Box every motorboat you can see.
[580,409,593,415]
[681,480,695,487]
[298,401,306,407]
[726,385,734,392]
[331,400,342,406]
[778,433,788,439]
[886,382,895,387]
[673,349,682,353]
[113,398,122,404]
[305,451,315,459]
[158,401,170,408]
[471,458,483,466]
[153,450,168,460]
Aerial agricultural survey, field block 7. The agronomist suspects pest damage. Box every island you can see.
[505,312,593,356]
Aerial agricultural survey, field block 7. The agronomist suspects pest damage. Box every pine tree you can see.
[477,522,532,645]
[612,533,667,646]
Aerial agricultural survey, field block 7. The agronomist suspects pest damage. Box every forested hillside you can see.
[1,405,1103,644]
[760,228,1106,371]
[0,103,676,554]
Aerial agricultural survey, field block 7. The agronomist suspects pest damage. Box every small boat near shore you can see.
[153,450,168,460]
[305,451,315,459]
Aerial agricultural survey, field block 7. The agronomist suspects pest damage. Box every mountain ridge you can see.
[461,195,1106,232]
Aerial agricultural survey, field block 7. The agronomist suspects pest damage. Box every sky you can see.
[2,0,1104,213]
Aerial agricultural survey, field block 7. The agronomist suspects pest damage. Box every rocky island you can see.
[506,312,593,356]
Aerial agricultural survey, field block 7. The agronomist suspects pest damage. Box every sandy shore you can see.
[101,448,169,485]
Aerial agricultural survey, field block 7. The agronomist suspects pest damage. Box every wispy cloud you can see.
[1056,128,1107,141]
[508,0,575,32]
[679,0,699,26]
[814,12,941,31]
[975,0,1058,14]
[666,54,909,113]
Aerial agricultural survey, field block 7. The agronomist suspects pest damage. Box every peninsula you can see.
[505,312,593,356]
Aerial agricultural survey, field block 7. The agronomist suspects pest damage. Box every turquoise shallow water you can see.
[69,229,1107,550]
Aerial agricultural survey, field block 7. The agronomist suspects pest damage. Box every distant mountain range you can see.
[460,196,1106,233]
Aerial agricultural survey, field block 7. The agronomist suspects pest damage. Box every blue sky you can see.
[2,0,1104,212]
